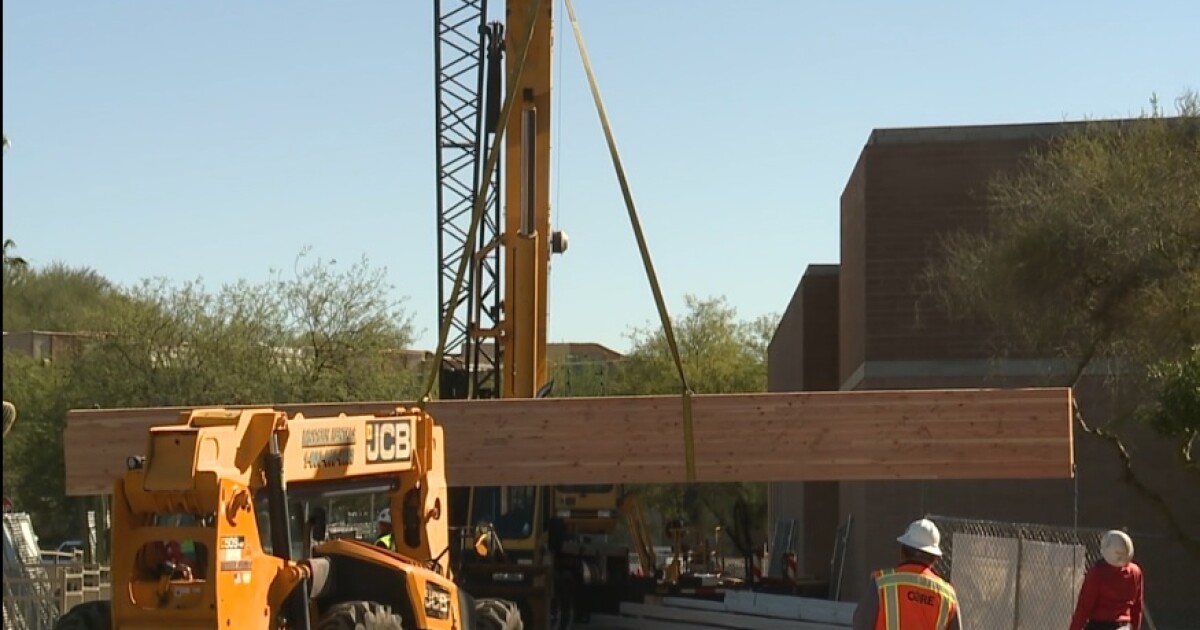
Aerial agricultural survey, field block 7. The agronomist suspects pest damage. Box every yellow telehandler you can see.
[55,407,522,630]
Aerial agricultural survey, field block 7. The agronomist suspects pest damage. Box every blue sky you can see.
[3,1,1197,353]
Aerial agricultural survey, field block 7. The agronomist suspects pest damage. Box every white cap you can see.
[897,518,943,557]
[1100,530,1133,567]
[378,508,391,525]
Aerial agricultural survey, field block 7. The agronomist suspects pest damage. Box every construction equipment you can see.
[432,1,633,628]
[54,407,523,629]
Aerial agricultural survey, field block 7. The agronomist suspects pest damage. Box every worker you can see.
[1068,529,1144,630]
[851,518,962,630]
[374,508,394,550]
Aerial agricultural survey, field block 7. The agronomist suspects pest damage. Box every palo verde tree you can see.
[927,91,1200,558]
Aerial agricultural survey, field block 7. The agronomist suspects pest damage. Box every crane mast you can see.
[434,0,503,400]
[501,0,556,399]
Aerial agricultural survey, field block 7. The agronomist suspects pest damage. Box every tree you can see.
[1,250,423,543]
[607,295,780,562]
[610,295,776,396]
[928,91,1200,558]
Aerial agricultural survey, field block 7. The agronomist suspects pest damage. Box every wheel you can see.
[474,598,524,630]
[54,601,112,630]
[317,601,404,630]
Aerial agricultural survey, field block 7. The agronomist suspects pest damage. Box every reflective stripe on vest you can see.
[377,534,393,550]
[872,567,957,630]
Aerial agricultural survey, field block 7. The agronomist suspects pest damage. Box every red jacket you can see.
[1069,561,1144,630]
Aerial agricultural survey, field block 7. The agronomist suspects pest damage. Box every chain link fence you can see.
[926,515,1150,630]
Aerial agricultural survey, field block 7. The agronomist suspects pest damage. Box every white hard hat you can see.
[1100,530,1133,567]
[897,518,943,557]
[377,508,391,525]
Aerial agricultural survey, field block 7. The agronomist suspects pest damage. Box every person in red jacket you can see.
[1069,529,1144,630]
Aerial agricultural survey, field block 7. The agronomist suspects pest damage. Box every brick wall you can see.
[838,154,867,387]
[839,124,1081,387]
[767,265,842,579]
[772,120,1198,626]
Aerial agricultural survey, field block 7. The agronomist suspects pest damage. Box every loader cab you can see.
[552,484,620,536]
[460,485,543,560]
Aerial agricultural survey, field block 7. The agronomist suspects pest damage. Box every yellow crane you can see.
[431,1,644,628]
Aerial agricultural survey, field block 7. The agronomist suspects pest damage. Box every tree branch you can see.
[1073,407,1200,561]
[1069,340,1200,561]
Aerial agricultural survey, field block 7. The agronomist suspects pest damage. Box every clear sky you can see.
[3,1,1197,353]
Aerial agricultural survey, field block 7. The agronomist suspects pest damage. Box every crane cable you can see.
[418,0,546,404]
[563,0,698,482]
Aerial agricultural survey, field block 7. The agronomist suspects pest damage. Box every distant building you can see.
[768,119,1198,624]
[2,331,103,362]
[547,342,624,365]
[445,341,624,369]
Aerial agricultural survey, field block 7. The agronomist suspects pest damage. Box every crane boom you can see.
[502,0,555,398]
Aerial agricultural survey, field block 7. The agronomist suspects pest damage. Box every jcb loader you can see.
[54,407,522,630]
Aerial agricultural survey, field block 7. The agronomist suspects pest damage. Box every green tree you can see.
[610,295,781,562]
[2,260,128,333]
[928,91,1200,557]
[611,295,775,395]
[2,251,422,543]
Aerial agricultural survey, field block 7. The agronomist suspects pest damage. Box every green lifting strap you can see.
[564,0,697,481]
[417,0,546,405]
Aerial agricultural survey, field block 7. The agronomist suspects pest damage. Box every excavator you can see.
[432,0,638,627]
[54,407,523,629]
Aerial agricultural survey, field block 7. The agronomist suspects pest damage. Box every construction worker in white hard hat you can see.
[1069,529,1144,630]
[374,508,394,550]
[851,518,962,630]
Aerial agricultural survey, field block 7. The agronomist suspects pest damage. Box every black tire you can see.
[54,601,112,630]
[317,601,404,630]
[474,598,523,630]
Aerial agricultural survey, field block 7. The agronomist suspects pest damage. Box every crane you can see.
[432,1,633,628]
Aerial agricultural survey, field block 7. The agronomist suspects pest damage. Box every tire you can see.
[54,601,112,630]
[317,601,405,630]
[474,598,524,630]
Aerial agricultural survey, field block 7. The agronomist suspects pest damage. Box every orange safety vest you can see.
[871,564,958,630]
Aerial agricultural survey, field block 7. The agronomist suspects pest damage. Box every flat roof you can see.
[864,117,1153,146]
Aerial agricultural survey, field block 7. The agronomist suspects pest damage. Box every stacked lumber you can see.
[63,388,1074,496]
[586,591,855,629]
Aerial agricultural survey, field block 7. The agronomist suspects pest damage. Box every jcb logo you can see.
[366,419,413,464]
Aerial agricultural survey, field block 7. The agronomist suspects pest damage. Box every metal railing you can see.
[3,563,110,630]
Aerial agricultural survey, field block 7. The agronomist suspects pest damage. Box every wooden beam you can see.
[63,388,1074,496]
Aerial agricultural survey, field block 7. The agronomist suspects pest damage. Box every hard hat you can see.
[1100,530,1133,567]
[377,508,391,525]
[897,518,943,557]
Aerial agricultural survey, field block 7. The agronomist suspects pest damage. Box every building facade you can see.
[767,121,1199,625]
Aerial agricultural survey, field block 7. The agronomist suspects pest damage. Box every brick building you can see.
[767,121,1198,625]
